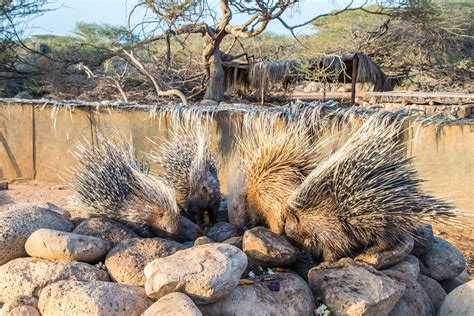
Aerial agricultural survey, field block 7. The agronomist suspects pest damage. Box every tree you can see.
[126,0,378,102]
[309,0,473,90]
[0,0,52,95]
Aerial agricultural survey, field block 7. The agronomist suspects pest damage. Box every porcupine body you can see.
[152,121,221,226]
[70,136,180,238]
[284,114,454,262]
[227,113,326,234]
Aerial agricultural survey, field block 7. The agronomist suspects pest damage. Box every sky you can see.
[27,0,370,37]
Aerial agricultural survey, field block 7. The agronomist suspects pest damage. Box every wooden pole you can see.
[351,54,359,105]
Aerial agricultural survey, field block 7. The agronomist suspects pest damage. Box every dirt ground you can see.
[1,181,472,277]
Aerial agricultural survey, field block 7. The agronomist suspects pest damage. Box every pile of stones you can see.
[0,203,472,315]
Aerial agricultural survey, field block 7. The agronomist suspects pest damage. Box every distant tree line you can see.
[0,0,472,102]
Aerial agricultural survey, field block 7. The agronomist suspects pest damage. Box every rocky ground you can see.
[1,182,473,276]
[0,186,473,315]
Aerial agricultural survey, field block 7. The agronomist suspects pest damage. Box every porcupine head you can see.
[186,137,221,226]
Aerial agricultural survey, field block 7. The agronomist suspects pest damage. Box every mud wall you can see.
[0,102,473,213]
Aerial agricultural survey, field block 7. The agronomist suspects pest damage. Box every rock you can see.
[25,229,110,263]
[355,234,414,269]
[205,222,238,242]
[1,296,38,316]
[419,237,465,281]
[439,269,469,293]
[105,238,185,286]
[3,306,40,316]
[411,224,434,256]
[243,227,298,267]
[143,293,202,316]
[0,257,109,302]
[384,255,420,281]
[73,217,138,245]
[144,243,247,304]
[34,202,71,219]
[0,204,74,265]
[308,259,405,316]
[223,236,243,249]
[179,216,202,241]
[417,275,447,311]
[438,280,474,316]
[199,273,314,316]
[37,281,152,316]
[384,270,435,316]
[194,236,214,246]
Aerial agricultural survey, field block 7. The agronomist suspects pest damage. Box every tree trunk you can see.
[165,33,171,69]
[203,45,225,102]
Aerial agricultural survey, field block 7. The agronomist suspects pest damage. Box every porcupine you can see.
[150,117,221,227]
[70,135,180,238]
[284,114,455,262]
[227,112,328,234]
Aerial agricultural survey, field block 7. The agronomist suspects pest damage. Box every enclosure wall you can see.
[0,102,472,213]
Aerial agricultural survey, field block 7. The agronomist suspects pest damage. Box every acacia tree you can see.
[127,0,379,102]
[0,0,52,89]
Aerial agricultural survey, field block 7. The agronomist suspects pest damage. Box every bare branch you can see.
[120,50,188,105]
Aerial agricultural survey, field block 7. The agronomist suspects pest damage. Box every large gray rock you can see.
[438,280,474,316]
[143,292,202,316]
[105,238,185,286]
[411,224,434,256]
[199,273,314,316]
[38,281,152,316]
[73,217,138,245]
[144,243,247,304]
[384,270,435,316]
[384,255,420,281]
[0,257,109,302]
[0,204,74,265]
[205,222,238,242]
[243,227,298,267]
[417,275,447,311]
[419,237,465,281]
[25,229,110,263]
[356,234,414,269]
[179,216,202,241]
[308,259,405,316]
[439,269,469,293]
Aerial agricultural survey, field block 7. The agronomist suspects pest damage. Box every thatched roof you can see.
[224,52,398,94]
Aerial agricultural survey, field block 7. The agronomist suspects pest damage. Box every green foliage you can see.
[304,0,473,89]
[143,0,200,24]
[73,22,135,47]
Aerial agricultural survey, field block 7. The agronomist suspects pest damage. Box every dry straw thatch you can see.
[224,52,397,94]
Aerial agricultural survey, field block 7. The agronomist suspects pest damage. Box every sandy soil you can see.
[0,182,72,210]
[1,181,472,277]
